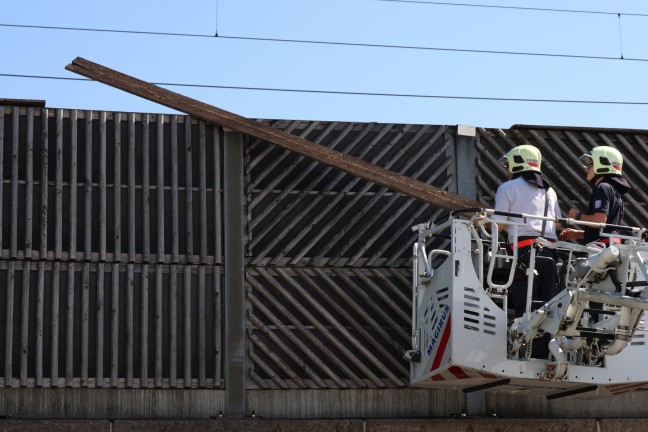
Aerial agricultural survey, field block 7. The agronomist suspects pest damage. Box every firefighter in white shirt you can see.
[491,144,562,358]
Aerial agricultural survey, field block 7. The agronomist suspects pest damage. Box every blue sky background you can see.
[3,0,648,129]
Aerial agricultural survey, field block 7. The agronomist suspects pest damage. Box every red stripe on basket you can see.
[431,314,452,371]
[449,366,470,379]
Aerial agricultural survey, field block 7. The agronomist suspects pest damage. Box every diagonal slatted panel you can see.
[245,121,454,390]
[246,267,410,389]
[248,121,452,267]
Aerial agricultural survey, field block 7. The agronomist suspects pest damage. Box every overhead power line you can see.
[216,35,646,62]
[0,23,213,38]
[375,0,648,17]
[2,22,644,63]
[3,72,648,106]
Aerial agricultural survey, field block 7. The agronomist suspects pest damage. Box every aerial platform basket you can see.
[407,209,648,399]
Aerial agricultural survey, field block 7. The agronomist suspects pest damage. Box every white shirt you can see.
[491,176,562,241]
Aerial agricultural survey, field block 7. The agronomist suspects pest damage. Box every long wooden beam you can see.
[65,57,481,210]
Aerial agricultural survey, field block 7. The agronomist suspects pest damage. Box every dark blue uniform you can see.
[584,179,626,244]
[584,176,629,323]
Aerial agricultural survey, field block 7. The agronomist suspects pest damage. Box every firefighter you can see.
[560,146,630,245]
[491,144,562,359]
[491,144,562,312]
[560,147,631,321]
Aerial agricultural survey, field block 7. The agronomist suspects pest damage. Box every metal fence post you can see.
[454,124,484,415]
[455,125,478,201]
[224,131,246,416]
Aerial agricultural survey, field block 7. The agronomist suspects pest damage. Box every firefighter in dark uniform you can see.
[560,146,630,245]
[560,146,631,323]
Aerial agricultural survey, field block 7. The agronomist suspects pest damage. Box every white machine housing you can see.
[407,209,648,399]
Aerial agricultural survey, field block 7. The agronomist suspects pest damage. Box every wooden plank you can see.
[170,116,179,264]
[25,108,34,259]
[127,113,136,260]
[140,115,151,388]
[69,110,79,260]
[213,128,222,265]
[127,114,136,388]
[112,114,122,387]
[183,266,192,388]
[170,264,178,388]
[170,117,179,388]
[156,115,165,264]
[80,262,89,386]
[113,112,122,261]
[50,261,60,386]
[20,261,30,386]
[65,57,480,210]
[83,110,93,259]
[184,121,193,263]
[55,109,63,260]
[5,261,15,385]
[140,264,149,387]
[126,263,134,388]
[155,266,163,388]
[111,263,120,386]
[35,257,45,386]
[99,112,107,263]
[96,263,105,387]
[198,266,206,387]
[142,114,151,264]
[214,267,222,385]
[10,107,20,258]
[199,122,208,264]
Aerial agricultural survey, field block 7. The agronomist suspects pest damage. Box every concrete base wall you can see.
[1,419,648,432]
[486,390,648,418]
[0,388,224,419]
[0,388,461,419]
[0,387,646,420]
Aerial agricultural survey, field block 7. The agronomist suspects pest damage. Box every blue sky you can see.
[3,0,648,129]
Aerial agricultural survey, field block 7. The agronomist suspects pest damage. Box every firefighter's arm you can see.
[568,208,607,224]
[560,209,608,240]
[560,228,583,241]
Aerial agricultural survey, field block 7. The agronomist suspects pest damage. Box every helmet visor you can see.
[578,154,593,170]
[497,155,509,169]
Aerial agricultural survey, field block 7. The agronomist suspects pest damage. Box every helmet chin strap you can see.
[589,175,604,187]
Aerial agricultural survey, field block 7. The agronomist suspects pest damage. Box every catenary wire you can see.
[215,35,648,62]
[3,22,647,63]
[2,73,648,106]
[375,0,648,17]
[0,23,213,38]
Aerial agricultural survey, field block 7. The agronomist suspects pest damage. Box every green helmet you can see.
[578,146,623,175]
[498,144,542,173]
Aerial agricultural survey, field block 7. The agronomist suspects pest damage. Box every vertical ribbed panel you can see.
[0,107,223,388]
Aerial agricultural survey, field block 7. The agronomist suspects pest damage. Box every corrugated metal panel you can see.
[0,106,223,388]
